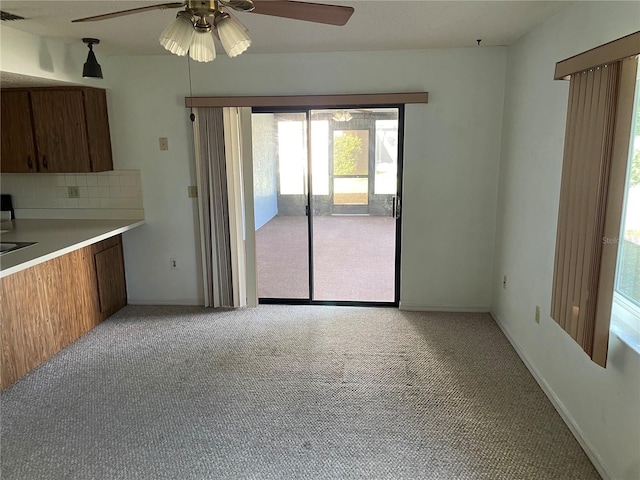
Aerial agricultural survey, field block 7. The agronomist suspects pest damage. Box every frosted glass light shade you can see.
[217,17,251,58]
[189,30,216,62]
[160,13,194,56]
[332,110,352,122]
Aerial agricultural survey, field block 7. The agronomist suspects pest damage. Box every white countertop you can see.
[0,218,144,278]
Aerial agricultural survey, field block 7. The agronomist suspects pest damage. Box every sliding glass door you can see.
[252,106,402,305]
[252,112,309,299]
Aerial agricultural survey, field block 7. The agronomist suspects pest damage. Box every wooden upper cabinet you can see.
[0,91,37,173]
[83,89,113,172]
[0,87,113,173]
[30,90,91,173]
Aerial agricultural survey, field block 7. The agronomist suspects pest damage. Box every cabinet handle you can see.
[27,156,33,170]
[42,155,48,170]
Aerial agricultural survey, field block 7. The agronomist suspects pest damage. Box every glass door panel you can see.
[310,108,400,302]
[252,112,309,299]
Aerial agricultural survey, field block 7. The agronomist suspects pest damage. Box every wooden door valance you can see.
[185,92,428,108]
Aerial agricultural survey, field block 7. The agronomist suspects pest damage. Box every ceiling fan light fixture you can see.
[215,14,251,58]
[74,0,354,62]
[82,38,103,79]
[332,110,352,122]
[159,11,195,56]
[189,19,216,62]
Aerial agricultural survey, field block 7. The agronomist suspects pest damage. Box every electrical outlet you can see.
[159,137,169,151]
[535,305,540,324]
[503,275,507,290]
[188,186,198,198]
[170,258,178,269]
[67,186,80,198]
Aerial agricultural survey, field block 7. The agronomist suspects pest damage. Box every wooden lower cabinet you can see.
[93,237,127,319]
[0,235,127,390]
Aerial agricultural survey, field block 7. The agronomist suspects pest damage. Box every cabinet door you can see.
[0,91,37,172]
[84,88,114,172]
[94,242,127,319]
[30,90,91,173]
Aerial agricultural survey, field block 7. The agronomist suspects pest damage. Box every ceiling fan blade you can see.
[223,10,250,35]
[72,2,185,23]
[251,0,354,26]
[219,0,256,12]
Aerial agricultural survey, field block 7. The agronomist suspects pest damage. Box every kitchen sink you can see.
[0,242,37,255]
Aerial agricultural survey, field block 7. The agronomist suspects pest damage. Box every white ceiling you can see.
[0,1,570,57]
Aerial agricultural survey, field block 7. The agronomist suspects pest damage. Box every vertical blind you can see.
[551,63,621,355]
[552,32,639,367]
[221,107,248,308]
[193,107,234,307]
[551,56,638,366]
[193,107,248,308]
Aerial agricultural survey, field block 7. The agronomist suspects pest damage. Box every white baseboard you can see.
[490,311,613,480]
[400,303,490,313]
[127,298,203,306]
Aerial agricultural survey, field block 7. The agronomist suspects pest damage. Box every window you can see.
[374,120,398,195]
[611,61,640,353]
[551,31,640,367]
[277,119,307,195]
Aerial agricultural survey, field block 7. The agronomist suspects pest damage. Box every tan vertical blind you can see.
[551,62,618,361]
[551,57,637,366]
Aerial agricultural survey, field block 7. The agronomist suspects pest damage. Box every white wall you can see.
[0,26,112,88]
[492,2,640,479]
[106,47,506,307]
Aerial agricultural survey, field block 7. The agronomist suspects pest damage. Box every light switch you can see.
[159,137,169,151]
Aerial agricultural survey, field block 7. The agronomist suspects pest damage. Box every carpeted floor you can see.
[1,306,600,479]
[255,215,396,301]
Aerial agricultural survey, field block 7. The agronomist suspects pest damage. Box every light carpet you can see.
[255,215,396,302]
[1,305,600,479]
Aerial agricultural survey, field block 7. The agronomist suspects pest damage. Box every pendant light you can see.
[82,38,103,79]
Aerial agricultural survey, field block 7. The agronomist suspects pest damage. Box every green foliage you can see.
[635,78,640,136]
[333,134,363,175]
[618,239,640,303]
[631,149,640,187]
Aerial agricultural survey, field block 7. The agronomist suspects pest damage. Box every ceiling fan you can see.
[72,0,355,62]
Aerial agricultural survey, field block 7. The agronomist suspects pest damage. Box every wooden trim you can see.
[555,31,640,80]
[185,92,428,108]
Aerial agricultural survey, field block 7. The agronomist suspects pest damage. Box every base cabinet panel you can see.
[0,235,126,390]
[94,239,127,320]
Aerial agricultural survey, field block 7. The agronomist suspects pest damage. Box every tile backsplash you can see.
[0,170,144,218]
